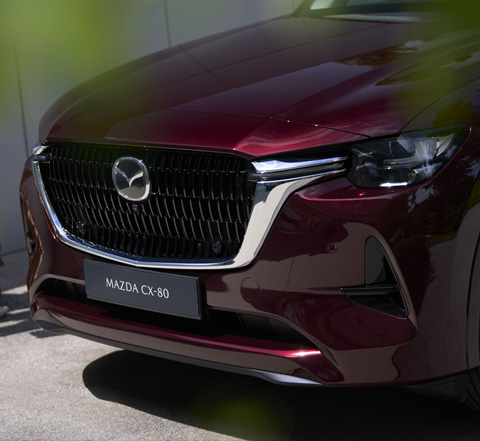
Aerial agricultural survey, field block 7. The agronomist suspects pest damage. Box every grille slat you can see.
[40,143,256,260]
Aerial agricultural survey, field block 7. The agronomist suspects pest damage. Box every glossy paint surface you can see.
[40,13,480,151]
[21,5,480,387]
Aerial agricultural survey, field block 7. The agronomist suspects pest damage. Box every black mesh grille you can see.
[39,143,256,260]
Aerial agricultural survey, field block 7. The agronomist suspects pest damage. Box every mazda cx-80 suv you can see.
[20,0,480,409]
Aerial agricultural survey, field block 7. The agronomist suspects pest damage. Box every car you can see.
[20,0,480,410]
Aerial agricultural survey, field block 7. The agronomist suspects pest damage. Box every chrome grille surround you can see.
[33,142,348,270]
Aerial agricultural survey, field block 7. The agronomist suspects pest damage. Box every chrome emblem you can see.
[112,157,151,202]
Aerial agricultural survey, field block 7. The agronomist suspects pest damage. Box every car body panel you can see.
[43,109,366,158]
[40,15,480,147]
[20,2,480,391]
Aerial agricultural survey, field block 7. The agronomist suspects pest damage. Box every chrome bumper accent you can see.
[33,148,346,270]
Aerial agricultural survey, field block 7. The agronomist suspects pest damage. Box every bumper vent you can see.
[341,237,407,318]
[39,143,256,260]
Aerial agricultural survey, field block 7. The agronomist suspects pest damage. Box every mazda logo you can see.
[112,157,151,202]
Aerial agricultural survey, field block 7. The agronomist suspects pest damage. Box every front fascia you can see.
[20,125,480,385]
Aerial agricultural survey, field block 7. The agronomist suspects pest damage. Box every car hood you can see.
[42,14,480,156]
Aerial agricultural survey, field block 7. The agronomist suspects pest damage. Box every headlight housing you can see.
[347,126,470,189]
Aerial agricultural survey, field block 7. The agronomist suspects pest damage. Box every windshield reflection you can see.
[298,0,480,25]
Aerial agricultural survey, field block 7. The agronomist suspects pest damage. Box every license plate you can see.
[84,260,201,319]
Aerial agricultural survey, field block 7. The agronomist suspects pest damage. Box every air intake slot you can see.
[341,237,407,318]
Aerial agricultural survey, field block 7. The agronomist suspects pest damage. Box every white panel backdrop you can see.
[0,0,303,254]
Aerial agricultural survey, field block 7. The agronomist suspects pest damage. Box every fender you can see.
[466,206,480,368]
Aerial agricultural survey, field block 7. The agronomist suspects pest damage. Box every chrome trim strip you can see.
[32,142,51,162]
[33,150,346,270]
[32,142,46,157]
[251,370,323,387]
[249,155,347,182]
[252,156,347,173]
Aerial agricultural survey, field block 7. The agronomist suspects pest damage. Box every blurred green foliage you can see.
[11,1,110,89]
[0,0,114,110]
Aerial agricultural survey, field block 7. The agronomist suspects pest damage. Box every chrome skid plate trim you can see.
[33,153,345,271]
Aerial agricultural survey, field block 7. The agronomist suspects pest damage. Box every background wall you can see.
[0,0,303,254]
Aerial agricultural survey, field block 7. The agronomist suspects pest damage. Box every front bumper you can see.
[20,138,480,386]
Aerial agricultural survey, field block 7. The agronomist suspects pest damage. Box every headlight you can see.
[347,126,470,189]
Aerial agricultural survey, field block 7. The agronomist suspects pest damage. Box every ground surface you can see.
[1,250,479,441]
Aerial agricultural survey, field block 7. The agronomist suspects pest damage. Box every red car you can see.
[20,0,480,409]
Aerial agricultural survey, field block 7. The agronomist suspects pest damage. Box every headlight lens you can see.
[347,126,470,188]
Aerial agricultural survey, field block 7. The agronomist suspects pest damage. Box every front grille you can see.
[39,142,256,260]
